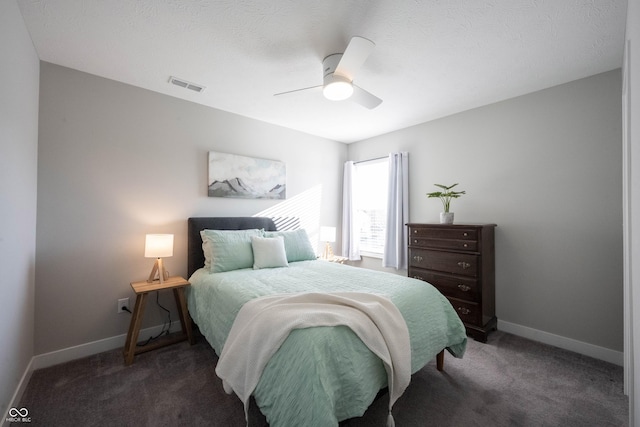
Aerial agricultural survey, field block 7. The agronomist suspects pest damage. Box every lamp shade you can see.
[144,234,174,258]
[319,226,336,243]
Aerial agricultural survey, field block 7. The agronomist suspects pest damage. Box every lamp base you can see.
[147,258,169,284]
[322,242,334,260]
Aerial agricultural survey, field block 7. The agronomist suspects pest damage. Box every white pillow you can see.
[251,236,289,269]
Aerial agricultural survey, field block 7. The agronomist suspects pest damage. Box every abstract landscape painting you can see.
[208,151,286,199]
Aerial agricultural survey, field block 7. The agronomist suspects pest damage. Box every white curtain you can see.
[383,152,409,269]
[341,161,361,260]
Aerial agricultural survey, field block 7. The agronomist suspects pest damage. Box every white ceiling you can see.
[17,0,627,143]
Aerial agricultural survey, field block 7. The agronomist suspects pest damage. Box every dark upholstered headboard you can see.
[187,217,277,277]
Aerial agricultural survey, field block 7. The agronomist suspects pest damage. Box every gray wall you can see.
[35,63,347,354]
[0,0,39,415]
[348,70,623,352]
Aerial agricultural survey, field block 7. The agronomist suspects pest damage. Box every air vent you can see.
[169,76,205,93]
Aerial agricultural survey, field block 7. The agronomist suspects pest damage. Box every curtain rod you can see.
[353,155,388,164]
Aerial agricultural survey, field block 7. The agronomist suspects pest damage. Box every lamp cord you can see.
[138,291,172,347]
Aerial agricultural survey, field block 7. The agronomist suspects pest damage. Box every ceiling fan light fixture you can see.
[323,75,353,101]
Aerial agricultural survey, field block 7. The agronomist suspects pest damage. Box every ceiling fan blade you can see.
[274,85,322,97]
[351,85,382,109]
[334,36,375,81]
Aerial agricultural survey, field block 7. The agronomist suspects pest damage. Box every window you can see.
[353,158,388,256]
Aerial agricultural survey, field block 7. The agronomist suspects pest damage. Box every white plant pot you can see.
[440,212,454,224]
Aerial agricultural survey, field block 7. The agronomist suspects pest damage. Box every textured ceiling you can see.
[17,0,627,143]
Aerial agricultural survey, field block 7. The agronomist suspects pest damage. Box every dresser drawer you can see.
[409,248,478,277]
[447,298,481,325]
[409,227,478,241]
[410,237,477,251]
[409,268,480,302]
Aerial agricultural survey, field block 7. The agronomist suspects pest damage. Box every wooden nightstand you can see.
[123,276,195,365]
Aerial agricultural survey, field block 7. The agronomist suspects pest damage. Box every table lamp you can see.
[145,234,174,284]
[320,226,336,260]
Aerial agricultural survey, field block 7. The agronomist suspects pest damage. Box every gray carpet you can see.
[18,331,627,426]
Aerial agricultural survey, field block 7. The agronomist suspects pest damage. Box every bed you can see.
[186,217,467,427]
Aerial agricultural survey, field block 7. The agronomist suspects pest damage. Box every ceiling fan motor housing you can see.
[323,53,345,79]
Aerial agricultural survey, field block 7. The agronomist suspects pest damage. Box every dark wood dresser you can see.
[407,223,497,342]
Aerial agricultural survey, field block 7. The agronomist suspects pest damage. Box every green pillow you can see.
[263,229,317,262]
[200,229,263,272]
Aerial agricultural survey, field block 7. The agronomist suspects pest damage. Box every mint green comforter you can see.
[187,260,466,427]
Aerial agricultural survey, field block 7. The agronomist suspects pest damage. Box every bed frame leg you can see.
[436,350,444,371]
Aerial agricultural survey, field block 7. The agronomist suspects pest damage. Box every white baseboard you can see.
[4,321,181,426]
[498,319,624,366]
[32,321,183,370]
[2,358,34,427]
[22,320,624,370]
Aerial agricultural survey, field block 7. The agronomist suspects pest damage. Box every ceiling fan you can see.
[274,36,382,109]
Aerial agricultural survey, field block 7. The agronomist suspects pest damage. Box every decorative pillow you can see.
[200,229,263,272]
[263,229,317,262]
[251,236,289,269]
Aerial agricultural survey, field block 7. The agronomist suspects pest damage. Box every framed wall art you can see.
[208,151,286,199]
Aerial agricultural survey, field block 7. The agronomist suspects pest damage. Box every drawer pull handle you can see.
[457,284,471,292]
[413,275,424,281]
[463,232,468,237]
[414,239,419,244]
[463,243,468,248]
[412,255,424,262]
[457,261,471,269]
[458,307,471,315]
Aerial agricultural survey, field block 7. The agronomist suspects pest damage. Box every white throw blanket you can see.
[215,292,411,427]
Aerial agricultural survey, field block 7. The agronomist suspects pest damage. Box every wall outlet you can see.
[117,298,130,313]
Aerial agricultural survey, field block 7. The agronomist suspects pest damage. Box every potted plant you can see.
[426,183,466,224]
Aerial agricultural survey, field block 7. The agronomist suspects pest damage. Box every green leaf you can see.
[426,183,465,212]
